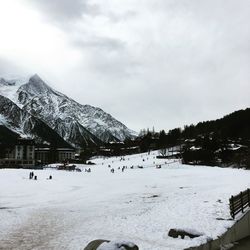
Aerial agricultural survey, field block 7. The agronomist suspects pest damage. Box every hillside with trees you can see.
[134,108,250,168]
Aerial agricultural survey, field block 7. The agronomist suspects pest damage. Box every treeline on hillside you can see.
[182,108,250,141]
[134,108,250,168]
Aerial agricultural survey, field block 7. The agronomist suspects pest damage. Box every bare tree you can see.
[159,148,167,156]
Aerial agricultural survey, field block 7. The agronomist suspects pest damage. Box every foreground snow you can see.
[0,151,250,250]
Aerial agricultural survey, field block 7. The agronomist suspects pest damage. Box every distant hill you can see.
[133,108,250,168]
[182,108,250,141]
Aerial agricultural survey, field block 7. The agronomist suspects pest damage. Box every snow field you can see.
[0,151,250,249]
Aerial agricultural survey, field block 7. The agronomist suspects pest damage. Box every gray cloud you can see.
[27,0,99,23]
[0,57,28,77]
[26,0,135,25]
[1,0,250,131]
[74,36,125,51]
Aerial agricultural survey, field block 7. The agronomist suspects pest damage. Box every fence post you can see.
[230,195,235,219]
[240,192,244,213]
[248,189,250,207]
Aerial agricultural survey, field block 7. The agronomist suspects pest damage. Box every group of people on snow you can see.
[29,172,37,180]
[29,172,52,180]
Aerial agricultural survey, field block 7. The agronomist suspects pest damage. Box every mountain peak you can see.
[24,74,52,94]
[29,74,47,86]
[30,73,44,82]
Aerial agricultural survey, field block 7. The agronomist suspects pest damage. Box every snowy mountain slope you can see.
[0,76,30,106]
[0,74,136,147]
[0,95,71,147]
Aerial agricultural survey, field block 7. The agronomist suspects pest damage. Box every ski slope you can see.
[0,151,250,250]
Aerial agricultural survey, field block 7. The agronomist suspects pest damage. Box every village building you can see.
[35,146,50,164]
[0,138,35,168]
[35,146,76,164]
[57,148,76,162]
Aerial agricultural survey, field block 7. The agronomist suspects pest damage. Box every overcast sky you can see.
[0,0,249,132]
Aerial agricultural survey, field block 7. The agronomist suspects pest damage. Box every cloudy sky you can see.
[0,0,249,132]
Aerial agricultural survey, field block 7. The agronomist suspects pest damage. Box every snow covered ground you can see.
[0,151,250,250]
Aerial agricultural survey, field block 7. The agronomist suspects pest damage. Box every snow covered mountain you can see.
[0,95,70,147]
[0,74,136,147]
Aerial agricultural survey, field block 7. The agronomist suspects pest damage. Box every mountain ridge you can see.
[0,74,137,147]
